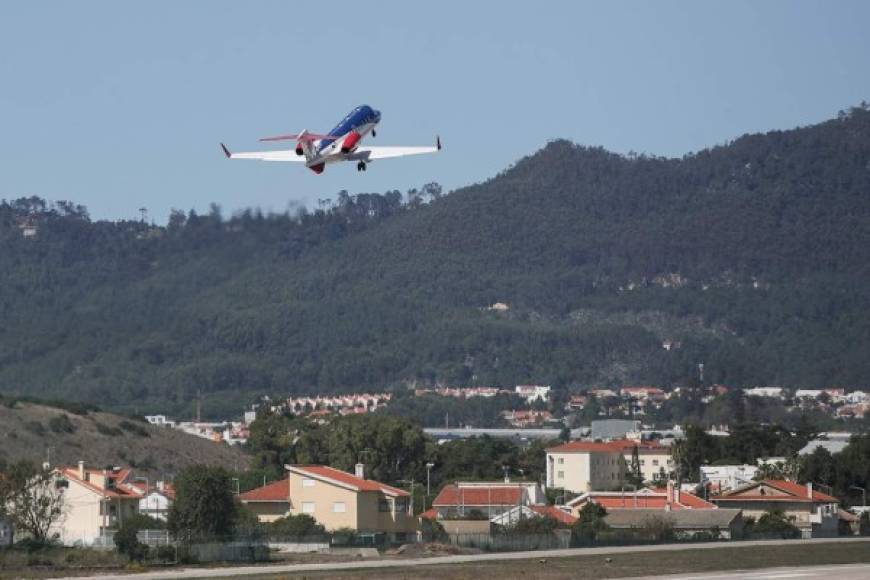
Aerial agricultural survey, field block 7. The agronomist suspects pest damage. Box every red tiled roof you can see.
[57,466,142,499]
[649,488,717,509]
[714,480,838,504]
[288,465,409,497]
[531,505,577,524]
[571,488,715,511]
[433,485,524,507]
[420,508,438,520]
[239,478,290,503]
[547,439,665,453]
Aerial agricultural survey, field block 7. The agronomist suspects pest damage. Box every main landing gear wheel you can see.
[371,129,376,137]
[357,161,367,172]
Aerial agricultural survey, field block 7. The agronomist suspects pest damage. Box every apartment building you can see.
[546,439,673,492]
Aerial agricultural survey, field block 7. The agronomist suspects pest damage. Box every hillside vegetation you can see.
[0,398,247,474]
[1,104,869,416]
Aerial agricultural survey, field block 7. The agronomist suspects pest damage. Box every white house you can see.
[136,482,175,521]
[52,462,143,546]
[515,385,551,403]
[744,387,785,399]
[700,464,758,493]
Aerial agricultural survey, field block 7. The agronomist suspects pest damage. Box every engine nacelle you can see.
[341,131,361,154]
[295,144,304,156]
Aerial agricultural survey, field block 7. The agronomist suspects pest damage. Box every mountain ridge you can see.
[1,104,869,417]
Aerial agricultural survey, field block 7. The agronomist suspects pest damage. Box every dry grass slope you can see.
[0,400,248,476]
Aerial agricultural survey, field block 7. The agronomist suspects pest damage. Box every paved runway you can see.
[634,563,870,580]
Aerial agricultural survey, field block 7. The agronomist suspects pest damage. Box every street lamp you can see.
[850,485,867,507]
[425,463,435,509]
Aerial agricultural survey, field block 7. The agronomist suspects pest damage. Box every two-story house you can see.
[52,462,143,546]
[284,464,417,544]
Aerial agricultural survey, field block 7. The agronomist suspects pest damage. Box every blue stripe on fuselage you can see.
[318,105,379,152]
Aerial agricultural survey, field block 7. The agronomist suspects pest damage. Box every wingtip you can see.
[220,143,231,158]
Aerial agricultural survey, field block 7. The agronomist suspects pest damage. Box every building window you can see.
[302,478,315,487]
[302,502,315,514]
[395,497,409,513]
[558,458,564,465]
[652,460,660,467]
[378,498,392,512]
[557,471,564,479]
[640,460,645,466]
[333,502,346,513]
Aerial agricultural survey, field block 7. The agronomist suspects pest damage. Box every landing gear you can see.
[371,129,376,137]
[357,161,367,172]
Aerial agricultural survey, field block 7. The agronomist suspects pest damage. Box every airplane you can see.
[220,105,441,174]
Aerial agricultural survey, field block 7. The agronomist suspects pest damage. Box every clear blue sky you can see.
[1,1,868,221]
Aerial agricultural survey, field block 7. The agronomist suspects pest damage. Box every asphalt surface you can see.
[47,537,870,580]
[635,563,870,580]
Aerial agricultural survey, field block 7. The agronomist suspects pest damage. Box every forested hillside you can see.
[1,104,869,417]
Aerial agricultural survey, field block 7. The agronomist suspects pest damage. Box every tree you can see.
[114,514,162,562]
[168,465,237,540]
[571,502,608,545]
[0,461,65,544]
[628,445,644,486]
[747,509,801,539]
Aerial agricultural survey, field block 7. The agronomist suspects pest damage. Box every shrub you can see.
[118,420,150,438]
[268,514,326,539]
[94,422,123,437]
[49,414,77,434]
[156,545,176,563]
[24,421,46,436]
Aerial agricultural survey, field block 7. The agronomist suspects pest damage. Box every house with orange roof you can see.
[565,480,716,518]
[283,464,417,543]
[431,481,545,520]
[239,479,291,523]
[546,439,674,493]
[710,480,839,538]
[51,461,144,546]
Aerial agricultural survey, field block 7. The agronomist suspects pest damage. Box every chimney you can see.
[355,463,366,479]
[807,482,813,499]
[78,460,86,480]
[666,479,675,504]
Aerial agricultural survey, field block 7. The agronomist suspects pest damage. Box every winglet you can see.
[436,135,442,151]
[220,143,232,158]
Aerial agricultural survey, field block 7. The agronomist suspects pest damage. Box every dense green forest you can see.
[1,104,869,417]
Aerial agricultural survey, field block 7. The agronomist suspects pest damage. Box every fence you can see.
[449,531,571,551]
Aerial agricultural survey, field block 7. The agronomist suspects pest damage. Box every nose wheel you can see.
[357,161,367,172]
[371,129,376,137]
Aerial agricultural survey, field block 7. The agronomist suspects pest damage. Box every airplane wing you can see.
[350,136,442,161]
[220,143,306,162]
